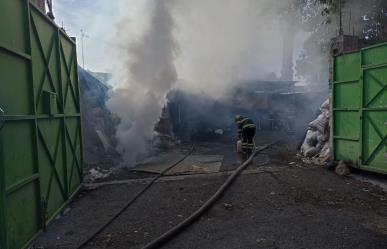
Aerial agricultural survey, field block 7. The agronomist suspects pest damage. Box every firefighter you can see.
[235,115,256,156]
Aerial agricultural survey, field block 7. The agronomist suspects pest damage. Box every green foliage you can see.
[295,0,387,88]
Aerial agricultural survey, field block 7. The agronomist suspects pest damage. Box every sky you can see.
[54,0,122,72]
[53,0,307,81]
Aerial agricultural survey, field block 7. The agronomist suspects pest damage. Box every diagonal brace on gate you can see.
[37,127,67,199]
[60,42,79,111]
[30,15,62,111]
[365,72,387,108]
[363,115,387,165]
[65,125,82,188]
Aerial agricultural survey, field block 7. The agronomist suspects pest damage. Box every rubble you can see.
[84,168,112,183]
[223,203,234,210]
[300,99,330,165]
[78,67,122,168]
[153,106,177,150]
[335,161,351,176]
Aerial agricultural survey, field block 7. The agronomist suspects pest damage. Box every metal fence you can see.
[332,42,387,174]
[0,1,83,248]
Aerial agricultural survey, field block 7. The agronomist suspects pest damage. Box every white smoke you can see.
[173,0,297,98]
[108,0,324,166]
[107,0,177,166]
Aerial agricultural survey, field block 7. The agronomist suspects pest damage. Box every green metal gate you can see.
[333,42,387,174]
[0,1,83,248]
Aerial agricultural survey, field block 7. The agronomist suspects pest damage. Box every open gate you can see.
[0,1,83,248]
[333,43,387,174]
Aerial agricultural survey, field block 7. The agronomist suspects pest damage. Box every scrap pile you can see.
[79,67,121,169]
[300,99,330,165]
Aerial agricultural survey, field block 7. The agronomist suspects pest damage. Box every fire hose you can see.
[77,144,195,249]
[141,141,278,249]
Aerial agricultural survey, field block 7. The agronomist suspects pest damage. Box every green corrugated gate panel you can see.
[333,43,387,174]
[0,1,83,249]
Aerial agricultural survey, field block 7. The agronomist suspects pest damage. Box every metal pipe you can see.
[0,107,5,131]
[339,0,343,35]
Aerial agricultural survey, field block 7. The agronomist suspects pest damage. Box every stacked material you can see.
[300,99,330,164]
[79,67,121,168]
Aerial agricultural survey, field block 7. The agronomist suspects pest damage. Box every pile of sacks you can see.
[300,99,330,164]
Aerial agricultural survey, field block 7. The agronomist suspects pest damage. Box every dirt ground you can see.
[34,136,387,249]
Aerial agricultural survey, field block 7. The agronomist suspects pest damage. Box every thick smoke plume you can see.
[173,0,298,99]
[108,0,335,166]
[107,0,177,166]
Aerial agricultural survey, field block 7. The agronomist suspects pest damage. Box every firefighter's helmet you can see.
[235,115,244,122]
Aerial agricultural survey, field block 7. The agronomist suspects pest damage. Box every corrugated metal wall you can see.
[0,1,83,248]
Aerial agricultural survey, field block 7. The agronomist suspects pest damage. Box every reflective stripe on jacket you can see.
[238,117,256,130]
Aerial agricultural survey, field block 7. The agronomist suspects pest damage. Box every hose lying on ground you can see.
[77,145,195,249]
[141,141,278,249]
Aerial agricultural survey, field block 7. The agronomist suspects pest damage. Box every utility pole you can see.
[80,29,89,69]
[339,0,343,35]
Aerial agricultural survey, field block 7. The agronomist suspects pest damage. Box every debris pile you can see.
[335,160,351,176]
[300,99,330,165]
[153,106,177,151]
[79,67,121,169]
[84,168,112,183]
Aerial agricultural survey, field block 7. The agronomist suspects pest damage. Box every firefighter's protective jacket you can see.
[237,117,256,138]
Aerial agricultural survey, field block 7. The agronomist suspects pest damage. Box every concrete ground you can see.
[34,138,387,249]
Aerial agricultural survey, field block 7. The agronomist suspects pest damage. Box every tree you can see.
[360,0,387,43]
[295,0,339,90]
[295,0,387,90]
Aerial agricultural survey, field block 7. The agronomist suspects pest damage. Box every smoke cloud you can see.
[108,0,333,166]
[107,0,177,166]
[173,0,298,98]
